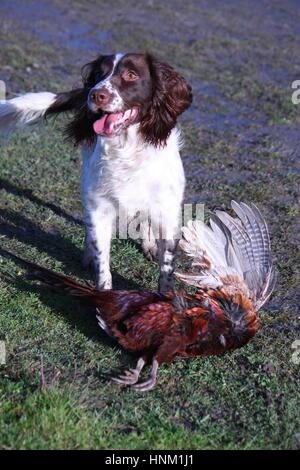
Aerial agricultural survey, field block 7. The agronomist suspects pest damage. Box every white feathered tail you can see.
[176,201,276,311]
[0,92,57,143]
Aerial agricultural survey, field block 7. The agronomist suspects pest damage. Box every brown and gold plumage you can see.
[5,201,275,391]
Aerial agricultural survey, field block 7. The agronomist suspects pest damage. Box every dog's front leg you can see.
[80,143,116,290]
[83,199,116,290]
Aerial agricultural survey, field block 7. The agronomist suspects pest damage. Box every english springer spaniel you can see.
[0,53,192,292]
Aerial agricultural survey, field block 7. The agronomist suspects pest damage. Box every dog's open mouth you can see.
[93,107,139,137]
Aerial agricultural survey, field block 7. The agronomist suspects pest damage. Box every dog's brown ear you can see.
[45,88,87,116]
[45,88,97,146]
[45,54,112,146]
[140,55,193,147]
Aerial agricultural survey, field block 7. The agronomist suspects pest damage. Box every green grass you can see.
[0,1,300,450]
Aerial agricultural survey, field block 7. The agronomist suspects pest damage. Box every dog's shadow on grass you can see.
[0,177,83,225]
[0,177,150,276]
[0,176,89,286]
[0,206,143,281]
[0,206,86,274]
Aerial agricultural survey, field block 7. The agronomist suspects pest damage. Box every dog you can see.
[0,52,193,292]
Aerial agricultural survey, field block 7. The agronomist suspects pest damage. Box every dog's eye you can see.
[122,69,139,81]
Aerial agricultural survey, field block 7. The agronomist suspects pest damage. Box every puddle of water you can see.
[0,0,112,53]
[187,85,260,132]
[187,106,253,132]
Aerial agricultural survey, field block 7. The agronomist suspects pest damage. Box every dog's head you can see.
[48,52,192,147]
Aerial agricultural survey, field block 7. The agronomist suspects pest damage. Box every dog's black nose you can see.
[89,87,111,107]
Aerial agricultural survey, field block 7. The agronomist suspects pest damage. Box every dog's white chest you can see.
[84,127,185,218]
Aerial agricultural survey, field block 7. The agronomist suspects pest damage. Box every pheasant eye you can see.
[123,69,139,81]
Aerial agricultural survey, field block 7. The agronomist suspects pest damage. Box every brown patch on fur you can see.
[45,53,192,147]
[45,55,111,146]
[140,55,193,147]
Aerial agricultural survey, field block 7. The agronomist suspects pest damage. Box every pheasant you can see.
[3,201,276,391]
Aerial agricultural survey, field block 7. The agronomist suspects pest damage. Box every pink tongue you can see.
[93,108,137,136]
